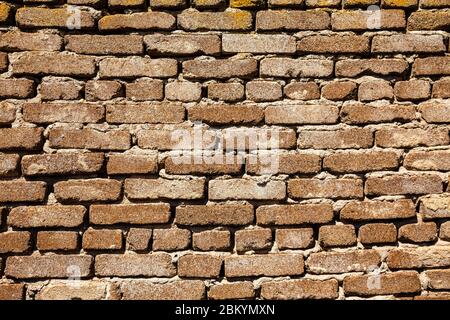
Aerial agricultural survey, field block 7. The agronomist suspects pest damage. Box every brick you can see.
[256,10,330,30]
[0,52,7,72]
[99,57,177,79]
[343,0,378,6]
[166,81,202,102]
[95,253,176,277]
[91,201,154,229]
[331,10,405,30]
[298,35,369,54]
[268,0,304,4]
[137,128,218,150]
[49,128,131,150]
[394,79,430,101]
[257,203,334,225]
[178,9,253,31]
[261,58,333,78]
[165,155,243,175]
[222,128,297,150]
[358,79,393,101]
[222,34,296,54]
[0,30,62,51]
[0,231,30,253]
[341,199,416,221]
[383,0,417,7]
[399,222,437,243]
[0,181,46,203]
[183,59,257,79]
[106,103,184,124]
[341,103,416,124]
[125,178,205,200]
[413,57,450,76]
[54,179,122,203]
[285,82,320,100]
[420,0,449,7]
[0,2,11,24]
[365,174,443,196]
[24,103,103,124]
[12,52,96,77]
[419,102,450,123]
[0,128,43,151]
[336,58,408,77]
[265,105,339,125]
[387,246,450,269]
[151,0,187,9]
[235,228,272,252]
[176,203,254,226]
[306,0,340,6]
[404,150,450,171]
[208,282,254,300]
[127,228,152,251]
[298,128,373,149]
[98,12,175,31]
[0,79,34,98]
[40,79,83,100]
[85,80,122,101]
[107,154,158,175]
[208,83,244,102]
[359,223,397,244]
[8,205,86,228]
[194,0,225,7]
[319,225,356,248]
[153,228,191,251]
[5,255,92,279]
[231,0,265,7]
[16,7,95,29]
[425,270,450,290]
[261,279,339,300]
[408,11,450,30]
[288,178,363,199]
[189,104,263,125]
[0,284,24,300]
[432,78,450,99]
[246,81,282,102]
[225,254,304,277]
[415,293,450,300]
[22,153,104,176]
[344,271,421,296]
[68,0,103,4]
[82,228,122,250]
[323,150,399,173]
[375,128,448,148]
[209,179,286,200]
[126,79,163,101]
[276,228,314,249]
[66,35,143,55]
[37,231,79,251]
[193,230,231,251]
[0,102,16,124]
[372,34,445,53]
[307,250,381,274]
[109,0,145,8]
[421,195,450,220]
[36,280,112,300]
[322,81,356,100]
[0,153,19,177]
[178,254,222,278]
[121,280,205,300]
[246,152,321,175]
[440,222,450,241]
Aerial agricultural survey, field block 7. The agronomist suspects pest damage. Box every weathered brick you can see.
[137,127,217,150]
[276,228,314,249]
[246,152,321,175]
[68,0,103,4]
[298,35,370,53]
[256,10,330,30]
[383,0,417,7]
[166,81,202,102]
[306,0,340,6]
[127,228,152,251]
[375,128,449,148]
[40,79,83,100]
[359,223,397,244]
[394,79,430,101]
[107,154,158,175]
[419,102,450,123]
[307,250,381,274]
[260,58,334,78]
[344,271,421,296]
[408,11,450,30]
[341,199,416,221]
[152,228,191,251]
[421,195,450,220]
[0,231,30,253]
[0,79,34,98]
[85,80,123,101]
[151,0,187,9]
[6,255,92,279]
[0,153,19,177]
[208,82,244,102]
[324,150,399,173]
[425,270,450,290]
[193,230,231,251]
[165,155,243,175]
[0,181,46,203]
[222,128,297,150]
[235,228,272,252]
[358,79,393,101]
[432,78,450,99]
[37,231,79,251]
[23,103,104,124]
[319,225,356,248]
[230,0,265,7]
[209,179,286,200]
[288,178,363,199]
[12,52,96,77]
[261,279,339,300]
[194,0,225,7]
[121,280,205,300]
[285,82,320,100]
[106,103,184,124]
[54,179,122,203]
[399,222,437,243]
[183,59,257,79]
[265,104,339,125]
[109,0,145,8]
[331,10,405,30]
[99,57,177,78]
[0,2,12,24]
[178,9,253,31]
[413,57,450,76]
[176,202,254,226]
[222,34,296,54]
[95,253,176,277]
[387,246,450,269]
[49,128,131,150]
[420,0,449,7]
[36,280,112,300]
[82,228,122,250]
[0,102,16,124]
[0,30,62,51]
[208,282,254,300]
[225,254,304,277]
[189,104,263,125]
[125,178,205,200]
[336,58,408,77]
[178,254,222,278]
[66,35,143,55]
[16,7,95,29]
[372,34,445,53]
[0,128,43,151]
[8,205,85,228]
[440,221,450,240]
[343,0,378,6]
[98,12,175,31]
[365,174,443,196]
[0,284,24,301]
[298,128,373,149]
[126,79,163,101]
[22,153,103,176]
[404,150,450,171]
[0,52,7,72]
[341,103,416,124]
[257,203,334,225]
[322,81,357,100]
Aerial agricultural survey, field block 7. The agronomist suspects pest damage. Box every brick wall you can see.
[0,0,449,301]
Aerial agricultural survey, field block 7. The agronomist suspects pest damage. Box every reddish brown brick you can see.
[106,103,184,124]
[387,246,450,269]
[261,279,339,300]
[341,103,416,124]
[178,254,222,278]
[16,7,95,29]
[176,203,254,226]
[189,104,263,125]
[85,81,123,101]
[0,231,30,253]
[322,81,357,100]
[365,174,443,196]
[288,178,363,199]
[319,225,357,248]
[121,280,204,300]
[307,250,381,274]
[126,79,164,101]
[372,34,445,53]
[183,59,257,79]
[324,150,399,173]
[265,104,339,125]
[375,128,449,148]
[99,57,177,79]
[285,82,320,100]
[341,200,416,221]
[37,231,79,251]
[152,228,191,251]
[193,230,231,251]
[298,128,373,149]
[82,228,122,250]
[0,79,34,98]
[399,222,437,243]
[404,150,450,171]
[297,35,370,53]
[225,254,304,277]
[90,204,170,225]
[0,181,46,203]
[235,228,272,252]
[145,34,221,56]
[331,9,405,30]
[276,228,314,249]
[336,58,409,77]
[419,102,450,123]
[54,179,122,203]
[208,282,254,300]
[0,154,19,177]
[209,179,286,200]
[394,79,430,101]
[432,78,450,99]
[40,79,83,100]
[359,223,397,244]
[125,178,205,200]
[107,154,158,175]
[126,228,152,251]
[257,203,334,225]
[98,12,175,31]
[408,11,450,30]
[66,35,143,55]
[0,284,24,300]
[178,10,253,31]
[246,152,321,175]
[421,195,450,220]
[0,128,43,151]
[8,205,86,228]
[165,155,243,175]
[208,83,244,102]
[256,10,330,30]
[413,57,450,76]
[0,102,16,124]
